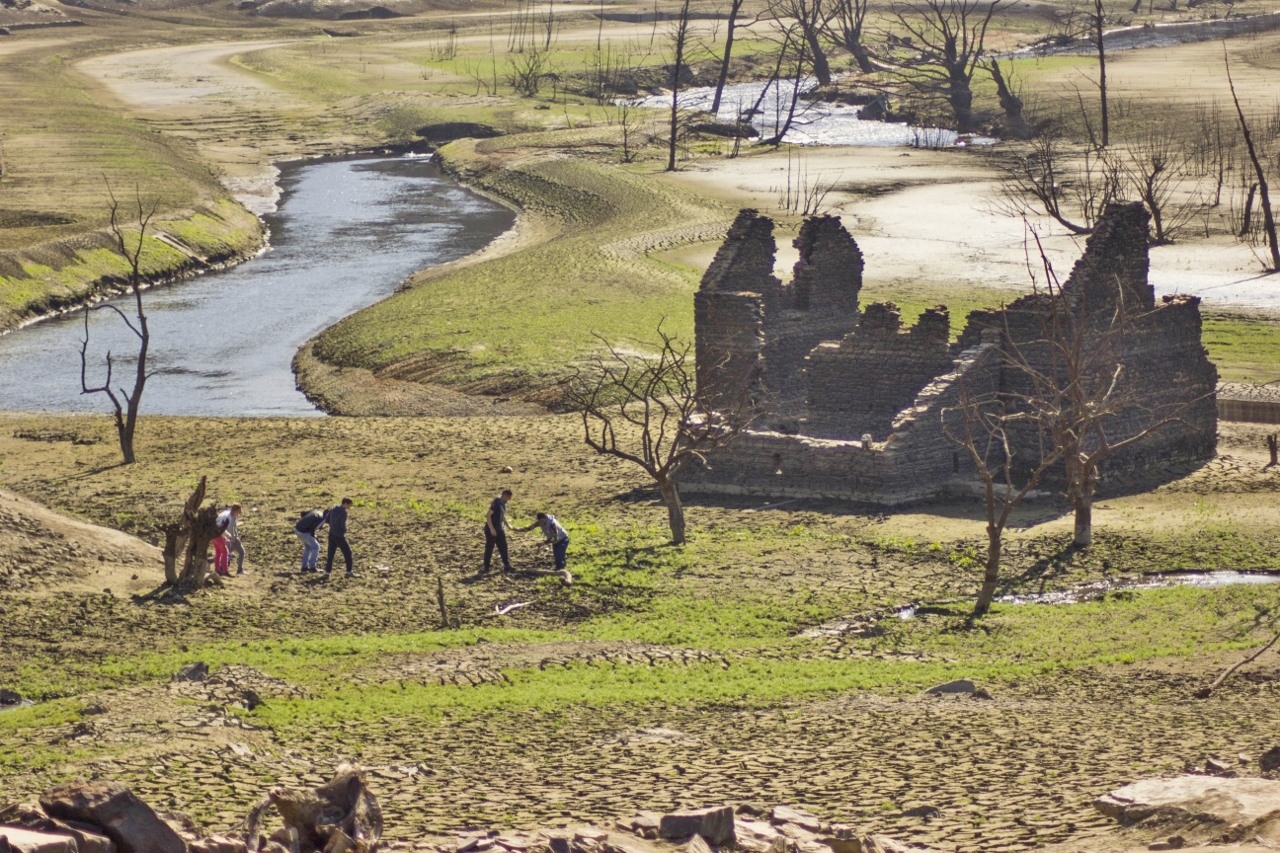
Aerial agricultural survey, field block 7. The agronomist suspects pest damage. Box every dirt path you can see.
[76,39,348,214]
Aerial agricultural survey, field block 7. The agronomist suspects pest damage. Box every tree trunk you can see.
[1071,461,1097,548]
[1094,0,1109,147]
[667,0,691,172]
[657,475,687,545]
[849,40,873,74]
[988,59,1030,139]
[711,0,743,114]
[804,25,831,86]
[161,476,224,592]
[973,524,1002,617]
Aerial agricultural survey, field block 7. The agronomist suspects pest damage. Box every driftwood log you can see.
[161,476,224,592]
[244,764,383,853]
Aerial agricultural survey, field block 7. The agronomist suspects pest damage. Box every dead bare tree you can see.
[564,323,750,545]
[942,359,1064,618]
[824,0,874,73]
[996,131,1121,234]
[884,0,1003,132]
[769,0,832,85]
[986,58,1031,139]
[1008,228,1215,548]
[1116,131,1204,244]
[1225,47,1280,271]
[667,0,694,171]
[711,0,749,113]
[80,185,158,466]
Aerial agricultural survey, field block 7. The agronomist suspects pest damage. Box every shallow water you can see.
[0,156,514,417]
[804,571,1280,635]
[631,78,995,148]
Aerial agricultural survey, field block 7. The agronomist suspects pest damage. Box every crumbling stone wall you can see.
[686,202,1217,504]
[695,210,862,416]
[805,303,954,440]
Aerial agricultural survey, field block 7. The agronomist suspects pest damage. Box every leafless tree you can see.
[942,359,1064,617]
[1225,47,1279,271]
[1116,131,1204,244]
[1006,229,1215,548]
[825,0,874,73]
[506,49,552,97]
[884,0,1003,132]
[711,0,749,113]
[996,131,1121,234]
[80,185,157,466]
[986,58,1031,139]
[667,0,694,171]
[769,0,832,85]
[565,324,750,545]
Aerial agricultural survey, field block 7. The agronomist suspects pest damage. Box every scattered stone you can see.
[1096,775,1280,830]
[659,807,735,846]
[734,818,786,853]
[1147,836,1186,851]
[172,662,208,683]
[898,804,941,819]
[0,688,22,706]
[1204,758,1232,775]
[1261,746,1280,774]
[735,804,767,817]
[0,828,77,853]
[500,466,513,474]
[770,806,825,833]
[574,830,609,845]
[684,836,712,853]
[39,781,185,853]
[924,679,976,696]
[860,837,915,853]
[189,835,248,853]
[621,814,660,840]
[970,687,993,700]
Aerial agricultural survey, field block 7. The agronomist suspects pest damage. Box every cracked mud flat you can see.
[3,415,1280,853]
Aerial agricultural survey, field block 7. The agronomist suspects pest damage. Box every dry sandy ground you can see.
[70,25,1280,316]
[76,40,356,215]
[0,485,163,597]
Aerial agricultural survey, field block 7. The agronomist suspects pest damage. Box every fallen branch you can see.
[1194,632,1280,699]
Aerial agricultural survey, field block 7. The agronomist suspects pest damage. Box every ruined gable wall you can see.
[791,215,863,311]
[1061,201,1155,312]
[804,303,955,440]
[695,210,777,412]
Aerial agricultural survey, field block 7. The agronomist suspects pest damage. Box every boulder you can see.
[685,837,713,853]
[770,806,825,833]
[1261,747,1280,774]
[659,807,734,846]
[619,814,660,840]
[0,829,78,853]
[172,662,208,683]
[925,680,976,696]
[1095,775,1280,830]
[11,818,114,853]
[188,836,247,853]
[39,782,186,853]
[0,688,22,705]
[860,838,913,853]
[733,819,786,853]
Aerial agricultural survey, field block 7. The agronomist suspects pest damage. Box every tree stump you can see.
[161,476,224,592]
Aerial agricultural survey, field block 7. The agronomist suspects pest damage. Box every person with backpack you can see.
[520,511,570,570]
[294,508,328,573]
[216,504,247,575]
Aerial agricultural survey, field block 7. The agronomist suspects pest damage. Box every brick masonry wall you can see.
[805,303,954,440]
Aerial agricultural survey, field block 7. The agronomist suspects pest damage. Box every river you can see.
[0,156,515,417]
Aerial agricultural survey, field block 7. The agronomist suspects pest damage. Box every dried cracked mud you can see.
[3,413,1280,853]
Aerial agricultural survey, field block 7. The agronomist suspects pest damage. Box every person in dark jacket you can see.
[320,498,356,578]
[483,489,514,574]
[294,508,328,573]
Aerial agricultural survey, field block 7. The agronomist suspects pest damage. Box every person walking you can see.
[211,519,231,577]
[321,498,356,579]
[521,512,570,570]
[294,508,328,573]
[216,504,247,575]
[483,489,514,574]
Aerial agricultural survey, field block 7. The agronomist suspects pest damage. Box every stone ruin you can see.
[683,204,1219,504]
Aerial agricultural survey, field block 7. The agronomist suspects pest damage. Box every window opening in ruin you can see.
[953,452,960,474]
[773,452,783,475]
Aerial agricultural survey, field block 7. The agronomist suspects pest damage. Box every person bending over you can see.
[295,507,328,573]
[520,512,570,570]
